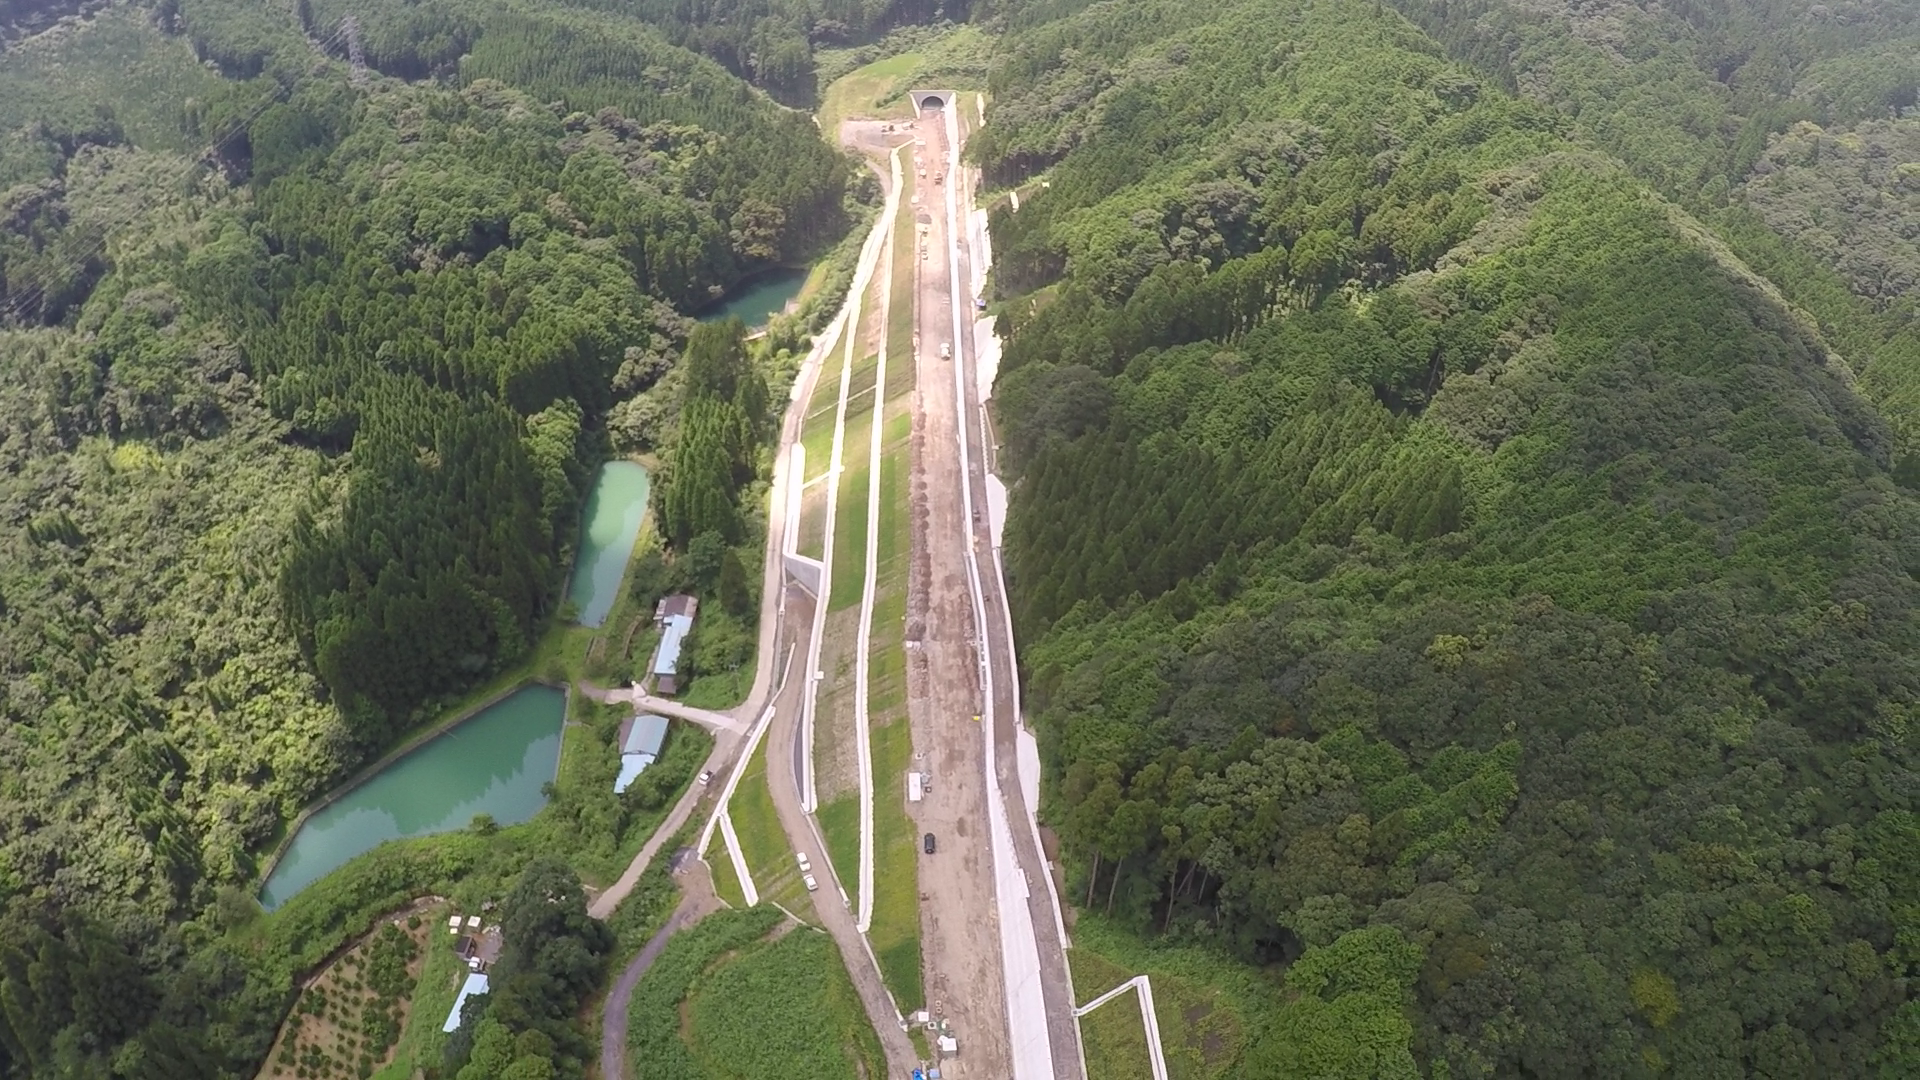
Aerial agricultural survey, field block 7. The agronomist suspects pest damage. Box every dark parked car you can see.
[923,833,937,854]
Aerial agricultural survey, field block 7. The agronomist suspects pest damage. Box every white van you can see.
[939,342,952,359]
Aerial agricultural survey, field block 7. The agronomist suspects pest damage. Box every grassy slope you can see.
[1066,915,1276,1080]
[684,926,887,1079]
[817,51,922,136]
[865,165,924,1006]
[704,829,748,908]
[724,734,815,915]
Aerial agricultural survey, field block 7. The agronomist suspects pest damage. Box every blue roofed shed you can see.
[614,713,670,794]
[622,713,669,757]
[651,612,694,694]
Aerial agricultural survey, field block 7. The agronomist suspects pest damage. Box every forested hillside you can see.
[983,0,1920,1074]
[1379,0,1920,455]
[0,0,851,1072]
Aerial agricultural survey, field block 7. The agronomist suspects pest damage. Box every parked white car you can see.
[803,873,819,892]
[796,852,812,874]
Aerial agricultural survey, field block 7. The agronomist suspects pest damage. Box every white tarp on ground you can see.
[443,972,490,1032]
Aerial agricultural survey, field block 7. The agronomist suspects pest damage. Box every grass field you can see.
[628,907,784,1078]
[890,165,920,372]
[799,346,844,489]
[816,792,862,903]
[828,446,873,612]
[817,51,922,135]
[865,408,921,1006]
[1068,916,1270,1080]
[724,735,815,915]
[704,830,748,909]
[686,925,887,1079]
[1072,952,1156,1080]
[814,24,994,134]
[861,159,925,1007]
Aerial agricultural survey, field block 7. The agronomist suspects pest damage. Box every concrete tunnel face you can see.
[910,91,954,115]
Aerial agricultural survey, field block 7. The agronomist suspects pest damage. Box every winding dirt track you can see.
[598,894,693,1079]
[597,850,725,1080]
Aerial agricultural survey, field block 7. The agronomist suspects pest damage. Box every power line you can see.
[0,19,358,327]
[342,16,368,89]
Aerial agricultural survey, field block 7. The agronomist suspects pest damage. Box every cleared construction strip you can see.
[934,94,1055,1080]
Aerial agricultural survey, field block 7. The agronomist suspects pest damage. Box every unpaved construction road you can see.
[900,102,1016,1080]
[900,95,1085,1080]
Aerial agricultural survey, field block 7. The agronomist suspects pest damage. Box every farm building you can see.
[454,927,504,972]
[615,713,670,794]
[649,594,698,695]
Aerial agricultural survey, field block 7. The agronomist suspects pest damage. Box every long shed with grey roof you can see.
[614,713,671,794]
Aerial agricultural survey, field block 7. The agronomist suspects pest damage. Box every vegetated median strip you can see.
[865,449,919,1004]
[863,154,924,1006]
[851,150,901,935]
[717,811,759,906]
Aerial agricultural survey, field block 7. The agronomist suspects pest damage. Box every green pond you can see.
[703,267,808,329]
[567,460,652,628]
[258,686,565,911]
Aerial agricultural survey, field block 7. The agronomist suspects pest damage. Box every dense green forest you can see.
[983,0,1920,1075]
[0,0,851,1072]
[1376,0,1920,455]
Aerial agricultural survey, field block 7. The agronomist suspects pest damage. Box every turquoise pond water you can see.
[702,267,809,329]
[567,460,652,628]
[257,685,565,910]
